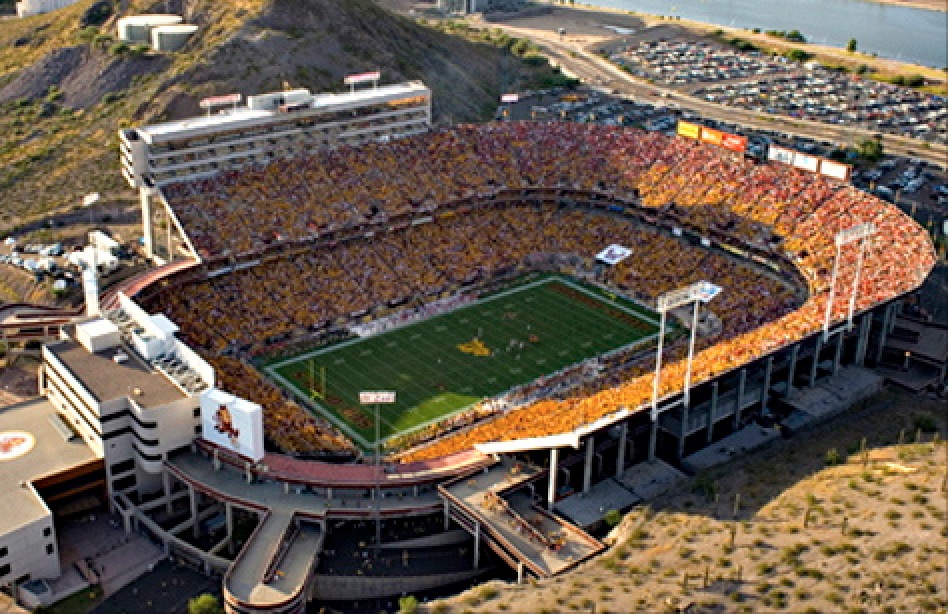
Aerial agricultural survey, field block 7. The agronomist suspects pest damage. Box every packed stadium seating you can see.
[148,122,935,458]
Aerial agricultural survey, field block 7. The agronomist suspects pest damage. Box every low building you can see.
[39,294,210,502]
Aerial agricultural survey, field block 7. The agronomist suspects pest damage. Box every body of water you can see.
[585,0,947,68]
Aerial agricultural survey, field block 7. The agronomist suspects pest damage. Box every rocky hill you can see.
[0,0,554,235]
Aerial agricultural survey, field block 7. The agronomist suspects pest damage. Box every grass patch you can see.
[263,275,657,448]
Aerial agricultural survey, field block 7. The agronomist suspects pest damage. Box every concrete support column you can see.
[809,335,823,387]
[786,345,799,397]
[734,368,747,429]
[244,462,252,484]
[413,485,419,498]
[225,502,234,556]
[473,521,480,568]
[162,470,174,515]
[443,498,451,531]
[615,422,628,477]
[707,381,719,444]
[582,437,595,495]
[855,313,871,366]
[875,305,892,364]
[548,448,559,511]
[761,355,773,414]
[188,484,199,539]
[832,330,844,376]
[140,187,155,260]
[517,562,525,584]
[648,415,659,462]
[326,487,333,500]
[677,403,689,460]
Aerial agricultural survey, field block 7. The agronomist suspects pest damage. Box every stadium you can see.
[137,119,934,460]
[17,80,938,613]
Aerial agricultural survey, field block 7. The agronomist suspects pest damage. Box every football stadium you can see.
[138,118,933,462]
[12,80,939,613]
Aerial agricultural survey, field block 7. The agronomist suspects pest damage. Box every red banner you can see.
[721,133,747,153]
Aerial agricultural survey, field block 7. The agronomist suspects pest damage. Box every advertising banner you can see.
[819,159,852,181]
[344,71,381,86]
[200,389,265,461]
[793,152,820,173]
[721,133,748,153]
[199,93,241,109]
[700,127,724,147]
[768,145,795,165]
[595,244,632,265]
[676,121,701,139]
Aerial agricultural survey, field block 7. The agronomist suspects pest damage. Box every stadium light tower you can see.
[823,223,875,342]
[360,390,396,554]
[649,281,721,461]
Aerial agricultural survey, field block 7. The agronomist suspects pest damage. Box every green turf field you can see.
[263,276,659,448]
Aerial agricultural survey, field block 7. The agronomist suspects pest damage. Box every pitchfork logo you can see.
[213,404,240,445]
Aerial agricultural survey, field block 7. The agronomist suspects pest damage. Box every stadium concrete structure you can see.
[0,83,941,612]
[14,0,78,18]
[119,79,431,264]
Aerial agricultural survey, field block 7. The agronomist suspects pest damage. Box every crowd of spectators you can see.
[149,122,934,458]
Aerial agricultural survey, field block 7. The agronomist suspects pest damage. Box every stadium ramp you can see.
[439,457,604,580]
[223,509,321,614]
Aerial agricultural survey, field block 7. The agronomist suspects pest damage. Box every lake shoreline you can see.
[869,0,946,11]
[508,1,948,77]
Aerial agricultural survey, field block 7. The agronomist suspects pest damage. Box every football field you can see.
[263,276,659,449]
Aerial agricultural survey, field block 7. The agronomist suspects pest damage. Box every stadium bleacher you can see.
[144,122,935,458]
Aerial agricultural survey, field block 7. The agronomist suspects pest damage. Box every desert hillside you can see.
[427,387,947,614]
[0,0,552,235]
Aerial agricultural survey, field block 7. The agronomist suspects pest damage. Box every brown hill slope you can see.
[0,0,543,234]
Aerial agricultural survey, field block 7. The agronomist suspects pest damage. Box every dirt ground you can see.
[0,357,39,406]
[427,386,947,613]
[868,0,946,10]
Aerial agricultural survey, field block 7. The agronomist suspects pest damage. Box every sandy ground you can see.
[473,3,946,79]
[428,386,948,613]
[870,0,946,10]
[0,359,39,406]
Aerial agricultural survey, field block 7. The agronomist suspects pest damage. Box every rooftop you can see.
[0,398,97,534]
[136,82,429,143]
[47,339,187,408]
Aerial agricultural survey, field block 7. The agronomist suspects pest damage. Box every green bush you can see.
[109,42,130,55]
[913,413,937,433]
[398,595,419,614]
[187,594,222,614]
[785,48,812,62]
[77,26,99,43]
[604,509,622,527]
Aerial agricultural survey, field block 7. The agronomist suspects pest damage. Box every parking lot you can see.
[607,38,947,146]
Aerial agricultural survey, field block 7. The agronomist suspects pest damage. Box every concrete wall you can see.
[310,569,482,601]
[0,512,59,585]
